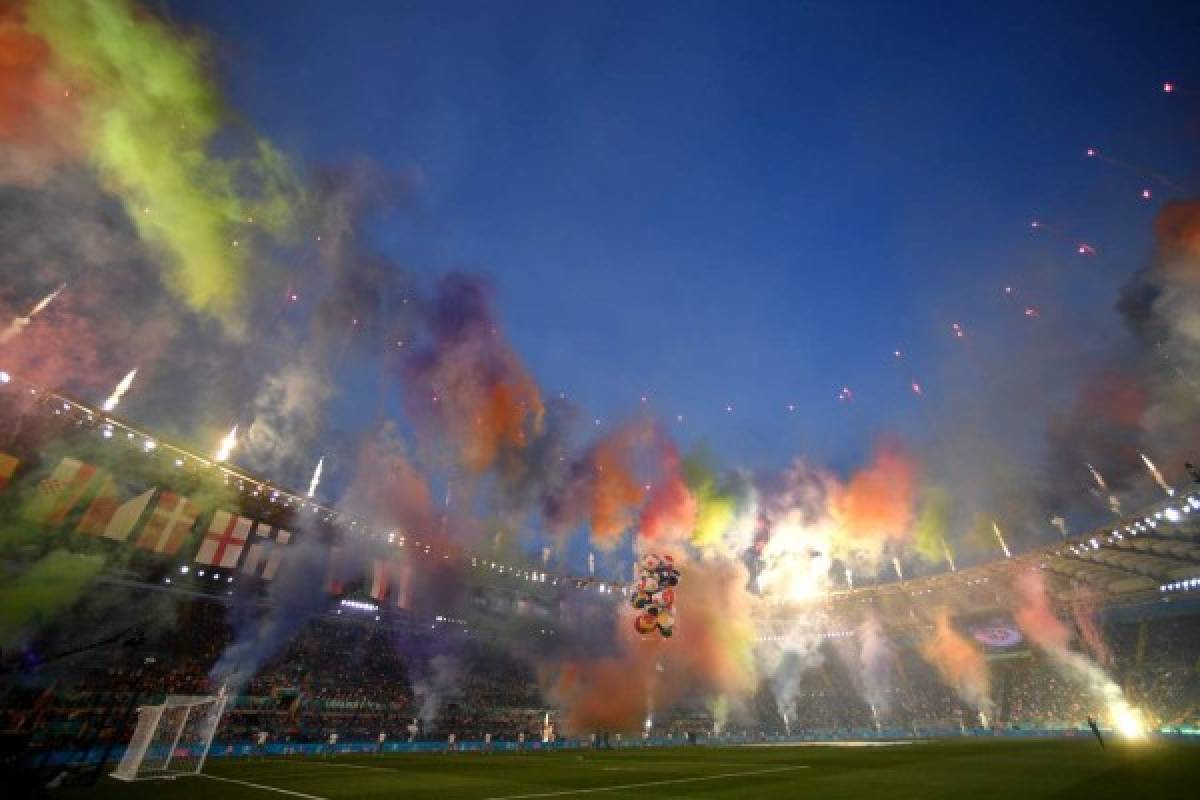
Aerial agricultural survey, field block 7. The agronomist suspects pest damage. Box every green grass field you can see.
[55,739,1200,800]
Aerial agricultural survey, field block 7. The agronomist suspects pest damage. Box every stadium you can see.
[2,370,1199,796]
[3,1,1200,798]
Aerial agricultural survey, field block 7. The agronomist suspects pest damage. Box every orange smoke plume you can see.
[638,444,696,545]
[0,4,78,182]
[589,434,643,550]
[548,560,755,732]
[919,608,991,711]
[463,376,544,472]
[1155,199,1200,265]
[833,441,917,543]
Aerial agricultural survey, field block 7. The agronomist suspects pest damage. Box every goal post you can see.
[111,693,227,781]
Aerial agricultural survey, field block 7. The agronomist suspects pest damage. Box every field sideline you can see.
[54,739,1200,800]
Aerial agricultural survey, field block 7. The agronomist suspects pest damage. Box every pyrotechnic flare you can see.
[1086,463,1124,514]
[837,386,854,402]
[101,368,137,412]
[1030,220,1097,256]
[1139,451,1174,496]
[991,521,1012,558]
[942,542,957,571]
[1084,145,1183,191]
[0,283,66,344]
[306,456,324,499]
[1050,516,1068,539]
[215,425,238,462]
[892,556,904,581]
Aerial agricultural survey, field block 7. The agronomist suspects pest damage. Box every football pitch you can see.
[56,739,1200,800]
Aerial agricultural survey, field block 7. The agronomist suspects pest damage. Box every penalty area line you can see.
[199,773,330,799]
[483,765,809,799]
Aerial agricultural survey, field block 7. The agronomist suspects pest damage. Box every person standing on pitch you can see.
[1087,716,1106,749]
[484,732,493,753]
[254,730,269,759]
[517,731,525,752]
[377,731,387,754]
[326,731,338,758]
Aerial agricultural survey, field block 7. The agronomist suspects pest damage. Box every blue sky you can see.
[169,0,1198,477]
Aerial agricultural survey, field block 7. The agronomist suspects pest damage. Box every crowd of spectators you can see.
[3,594,1198,754]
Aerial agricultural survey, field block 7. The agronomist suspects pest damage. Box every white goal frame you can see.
[111,693,227,781]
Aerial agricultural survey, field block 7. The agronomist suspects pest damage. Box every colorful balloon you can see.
[630,552,680,638]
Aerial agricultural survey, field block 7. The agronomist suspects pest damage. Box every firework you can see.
[951,322,964,338]
[1139,451,1174,496]
[991,521,1012,558]
[215,425,239,462]
[307,456,324,499]
[837,386,854,402]
[942,542,957,571]
[1084,145,1182,191]
[1030,220,1097,256]
[0,283,66,344]
[101,367,138,412]
[1050,516,1068,539]
[1086,463,1123,514]
[892,556,904,581]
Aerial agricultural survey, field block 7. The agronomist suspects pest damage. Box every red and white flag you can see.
[369,559,413,608]
[241,524,292,580]
[135,492,199,555]
[194,510,252,567]
[369,559,390,602]
[75,476,120,537]
[24,457,104,525]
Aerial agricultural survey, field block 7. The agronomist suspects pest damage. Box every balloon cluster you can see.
[630,553,679,638]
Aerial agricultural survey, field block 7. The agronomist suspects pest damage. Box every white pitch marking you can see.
[483,765,809,799]
[262,759,398,772]
[199,773,330,799]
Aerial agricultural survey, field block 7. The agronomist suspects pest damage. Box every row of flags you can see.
[3,454,412,608]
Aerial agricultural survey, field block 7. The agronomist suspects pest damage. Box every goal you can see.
[111,693,227,781]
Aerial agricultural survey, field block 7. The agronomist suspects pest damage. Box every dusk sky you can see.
[164,0,1198,477]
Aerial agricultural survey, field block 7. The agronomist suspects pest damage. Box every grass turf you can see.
[53,739,1200,800]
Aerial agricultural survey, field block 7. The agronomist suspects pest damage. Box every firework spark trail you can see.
[942,542,957,571]
[991,521,1012,558]
[101,367,137,411]
[1030,219,1097,256]
[1050,516,1068,539]
[1139,451,1175,496]
[0,282,65,343]
[1086,463,1123,514]
[1085,146,1184,192]
[215,424,238,462]
[306,456,324,499]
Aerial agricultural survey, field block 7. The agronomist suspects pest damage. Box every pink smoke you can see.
[638,443,696,546]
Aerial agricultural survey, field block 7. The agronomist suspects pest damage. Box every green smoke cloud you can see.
[913,486,950,564]
[0,548,104,647]
[26,0,300,329]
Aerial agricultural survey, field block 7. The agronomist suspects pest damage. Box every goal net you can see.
[111,693,227,781]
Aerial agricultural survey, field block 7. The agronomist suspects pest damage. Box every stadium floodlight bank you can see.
[111,693,227,781]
